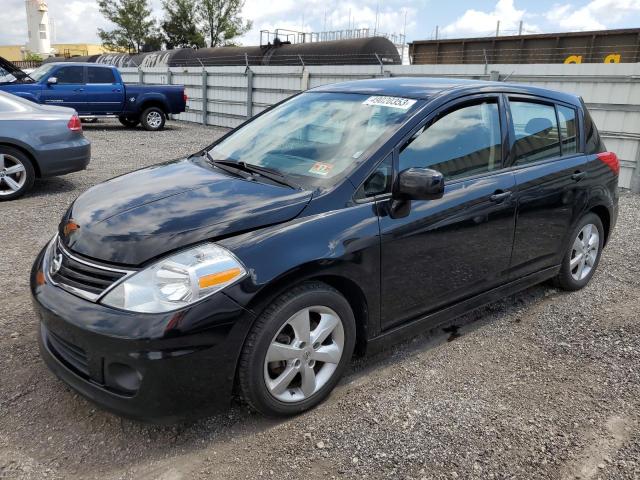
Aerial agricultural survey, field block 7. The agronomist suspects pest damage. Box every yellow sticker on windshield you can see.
[309,162,333,176]
[363,96,417,110]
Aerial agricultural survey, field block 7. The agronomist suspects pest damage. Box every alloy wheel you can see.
[263,306,345,403]
[0,153,27,196]
[146,111,163,129]
[570,223,600,281]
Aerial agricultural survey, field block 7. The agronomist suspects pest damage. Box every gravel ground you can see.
[0,119,639,480]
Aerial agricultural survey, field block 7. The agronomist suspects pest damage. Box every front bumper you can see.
[36,137,91,178]
[31,247,254,423]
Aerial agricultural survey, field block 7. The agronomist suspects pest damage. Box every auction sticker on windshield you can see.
[363,96,417,110]
[309,162,334,176]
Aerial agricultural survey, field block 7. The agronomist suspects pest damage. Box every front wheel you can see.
[140,107,166,131]
[553,213,604,291]
[238,282,356,417]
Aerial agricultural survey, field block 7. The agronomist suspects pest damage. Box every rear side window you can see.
[399,101,502,180]
[557,105,578,155]
[510,101,560,165]
[583,103,606,154]
[87,67,115,84]
[54,66,84,84]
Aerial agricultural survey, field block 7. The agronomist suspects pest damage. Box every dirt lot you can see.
[0,119,639,480]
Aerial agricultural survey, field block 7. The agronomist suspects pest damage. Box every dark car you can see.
[0,58,186,131]
[0,91,90,201]
[31,78,618,421]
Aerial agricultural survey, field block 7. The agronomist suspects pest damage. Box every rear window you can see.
[509,100,561,165]
[87,67,115,84]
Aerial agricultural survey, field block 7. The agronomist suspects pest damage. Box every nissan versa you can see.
[31,78,619,421]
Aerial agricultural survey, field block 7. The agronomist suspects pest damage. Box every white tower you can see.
[25,0,52,57]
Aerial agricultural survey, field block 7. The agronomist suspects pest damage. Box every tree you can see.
[198,0,252,47]
[97,0,157,53]
[161,0,206,49]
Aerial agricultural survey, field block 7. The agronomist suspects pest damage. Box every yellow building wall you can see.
[0,44,113,61]
[0,46,25,61]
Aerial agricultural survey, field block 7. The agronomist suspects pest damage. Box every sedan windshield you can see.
[208,92,421,188]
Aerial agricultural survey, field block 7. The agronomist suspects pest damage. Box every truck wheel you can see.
[118,116,139,128]
[141,107,166,131]
[0,147,36,201]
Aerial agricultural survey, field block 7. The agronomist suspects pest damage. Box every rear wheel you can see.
[553,213,604,291]
[238,282,356,416]
[118,115,139,128]
[0,147,35,201]
[140,107,166,131]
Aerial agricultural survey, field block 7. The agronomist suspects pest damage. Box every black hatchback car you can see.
[31,78,619,421]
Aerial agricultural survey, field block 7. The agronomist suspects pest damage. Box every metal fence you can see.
[120,62,640,191]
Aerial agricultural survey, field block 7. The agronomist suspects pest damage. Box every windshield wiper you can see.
[197,151,252,180]
[205,156,300,189]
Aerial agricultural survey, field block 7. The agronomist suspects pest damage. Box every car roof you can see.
[46,62,111,68]
[311,77,581,106]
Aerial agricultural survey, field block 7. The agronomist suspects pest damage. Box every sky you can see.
[1,0,640,47]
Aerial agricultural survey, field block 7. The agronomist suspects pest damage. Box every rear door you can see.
[506,95,590,278]
[377,94,517,330]
[84,66,124,114]
[42,65,85,112]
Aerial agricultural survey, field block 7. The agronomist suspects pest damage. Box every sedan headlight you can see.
[101,243,246,313]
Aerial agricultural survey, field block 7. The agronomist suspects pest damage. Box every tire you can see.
[0,146,36,201]
[118,115,139,128]
[140,107,166,131]
[238,281,356,417]
[553,213,604,291]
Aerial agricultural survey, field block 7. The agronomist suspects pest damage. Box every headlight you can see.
[101,243,246,313]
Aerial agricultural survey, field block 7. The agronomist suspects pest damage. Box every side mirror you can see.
[47,77,58,85]
[393,167,445,200]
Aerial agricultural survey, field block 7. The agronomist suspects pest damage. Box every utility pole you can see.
[518,20,523,35]
[496,20,500,37]
[401,8,407,64]
[435,25,439,40]
[374,1,379,35]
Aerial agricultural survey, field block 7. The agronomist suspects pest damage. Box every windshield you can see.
[0,66,17,83]
[29,64,55,81]
[208,92,421,188]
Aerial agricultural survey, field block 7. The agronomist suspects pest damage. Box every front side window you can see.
[510,100,560,165]
[399,101,502,180]
[55,66,84,85]
[87,67,115,84]
[208,92,422,188]
[355,155,393,199]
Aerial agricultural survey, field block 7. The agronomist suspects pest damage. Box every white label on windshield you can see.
[363,96,417,110]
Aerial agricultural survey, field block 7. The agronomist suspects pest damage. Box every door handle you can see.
[490,191,512,203]
[74,88,84,92]
[112,89,121,92]
[571,171,587,182]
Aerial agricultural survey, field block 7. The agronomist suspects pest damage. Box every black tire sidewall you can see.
[0,147,35,201]
[241,284,356,417]
[556,213,604,291]
[140,107,165,131]
[118,116,139,128]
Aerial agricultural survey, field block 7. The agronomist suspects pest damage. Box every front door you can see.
[378,96,517,330]
[42,65,86,113]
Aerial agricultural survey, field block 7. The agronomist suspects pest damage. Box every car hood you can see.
[60,157,313,265]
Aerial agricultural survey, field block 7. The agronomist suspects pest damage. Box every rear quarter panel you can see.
[123,85,186,115]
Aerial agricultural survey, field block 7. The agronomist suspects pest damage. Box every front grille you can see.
[48,237,132,301]
[45,327,90,378]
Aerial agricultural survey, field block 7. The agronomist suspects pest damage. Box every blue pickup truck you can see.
[0,57,187,131]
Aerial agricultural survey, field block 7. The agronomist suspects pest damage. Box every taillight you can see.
[597,152,619,175]
[68,114,82,132]
[183,92,188,103]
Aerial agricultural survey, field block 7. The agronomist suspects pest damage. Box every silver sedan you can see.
[0,91,90,201]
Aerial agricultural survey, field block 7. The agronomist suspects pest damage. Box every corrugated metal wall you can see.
[120,63,640,191]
